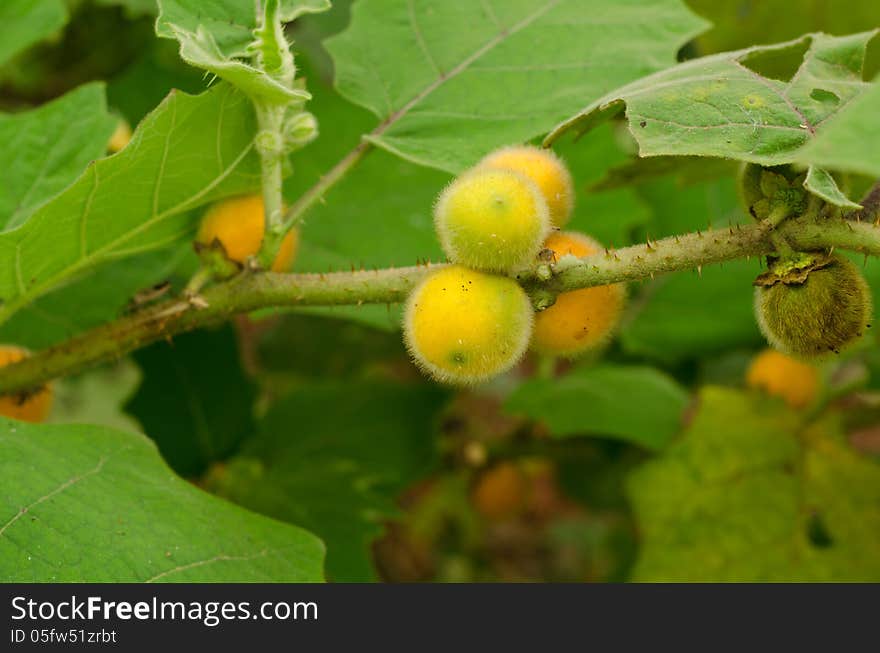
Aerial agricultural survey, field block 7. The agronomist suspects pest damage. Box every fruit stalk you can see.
[3,216,880,395]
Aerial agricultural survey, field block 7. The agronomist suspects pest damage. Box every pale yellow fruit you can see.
[0,346,53,423]
[480,145,574,227]
[403,266,533,384]
[746,348,819,409]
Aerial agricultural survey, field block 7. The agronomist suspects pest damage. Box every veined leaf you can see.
[505,365,689,450]
[0,83,260,326]
[628,387,880,581]
[0,418,324,582]
[798,81,880,177]
[0,83,116,231]
[546,31,878,204]
[0,0,66,68]
[325,0,708,173]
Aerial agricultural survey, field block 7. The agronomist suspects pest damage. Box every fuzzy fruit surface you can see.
[755,255,872,359]
[532,232,625,357]
[197,194,298,272]
[480,145,574,228]
[0,346,53,423]
[403,266,533,385]
[746,348,819,408]
[434,168,549,273]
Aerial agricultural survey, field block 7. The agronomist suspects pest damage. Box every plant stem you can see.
[255,105,287,268]
[3,217,880,395]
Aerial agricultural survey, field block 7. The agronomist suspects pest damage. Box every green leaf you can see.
[163,23,309,105]
[0,418,324,582]
[325,0,708,173]
[505,365,689,450]
[0,83,116,231]
[628,387,880,581]
[0,83,260,327]
[804,166,863,210]
[157,0,331,58]
[798,81,880,177]
[0,0,66,68]
[0,243,193,349]
[126,326,257,476]
[205,381,449,581]
[546,31,879,172]
[95,0,159,18]
[156,0,329,102]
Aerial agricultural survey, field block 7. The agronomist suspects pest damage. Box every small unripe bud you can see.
[403,266,533,385]
[754,254,872,359]
[479,145,574,227]
[434,168,550,273]
[284,111,318,151]
[531,232,626,357]
[0,345,53,423]
[197,194,298,272]
[738,163,808,221]
[746,348,819,409]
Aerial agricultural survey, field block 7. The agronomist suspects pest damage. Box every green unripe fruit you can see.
[739,163,808,221]
[403,265,533,385]
[754,253,872,359]
[434,167,550,273]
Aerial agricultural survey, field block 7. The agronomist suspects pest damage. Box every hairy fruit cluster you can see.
[0,345,53,423]
[197,194,298,272]
[746,348,819,409]
[532,231,625,357]
[754,253,872,359]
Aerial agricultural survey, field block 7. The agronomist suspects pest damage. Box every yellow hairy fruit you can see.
[434,168,550,273]
[746,348,819,409]
[403,266,533,385]
[0,346,53,423]
[480,145,574,227]
[532,232,626,356]
[107,119,132,153]
[197,194,298,272]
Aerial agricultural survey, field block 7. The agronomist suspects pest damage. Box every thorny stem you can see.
[4,215,880,395]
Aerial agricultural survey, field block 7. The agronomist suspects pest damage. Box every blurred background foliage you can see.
[1,0,879,581]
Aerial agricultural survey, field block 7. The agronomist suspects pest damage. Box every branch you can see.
[2,216,880,395]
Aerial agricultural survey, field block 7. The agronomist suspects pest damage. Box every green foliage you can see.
[0,83,259,327]
[326,0,708,173]
[0,83,116,230]
[548,31,878,205]
[0,0,66,68]
[628,387,880,581]
[0,418,324,582]
[127,326,257,476]
[49,361,142,433]
[799,81,880,177]
[205,381,449,581]
[505,365,689,450]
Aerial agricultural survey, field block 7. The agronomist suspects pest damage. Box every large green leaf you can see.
[325,0,708,173]
[0,0,66,68]
[547,31,878,203]
[628,387,880,581]
[205,381,449,581]
[127,326,257,476]
[0,83,116,231]
[798,81,880,177]
[505,365,689,450]
[0,418,324,582]
[0,83,260,326]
